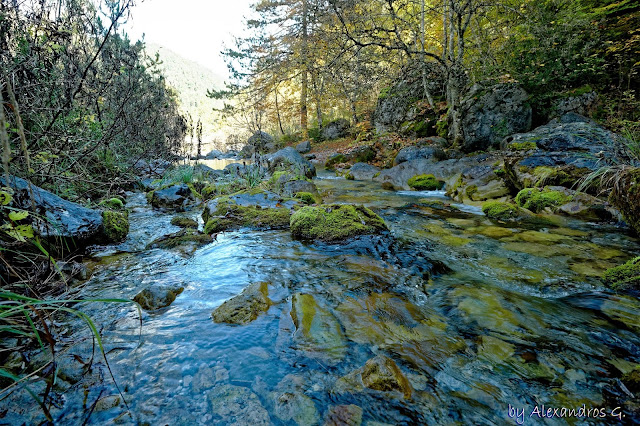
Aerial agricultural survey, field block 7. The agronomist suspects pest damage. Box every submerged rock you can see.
[323,404,363,426]
[133,285,184,310]
[207,384,271,425]
[146,228,212,250]
[212,282,271,325]
[290,293,347,365]
[335,355,412,398]
[290,204,388,242]
[271,374,319,426]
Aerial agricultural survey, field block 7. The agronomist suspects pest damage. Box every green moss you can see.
[493,168,505,178]
[515,188,570,213]
[202,185,217,199]
[482,201,520,221]
[146,228,211,250]
[407,174,445,191]
[171,216,198,228]
[465,185,478,199]
[290,204,388,242]
[99,197,124,210]
[621,366,640,393]
[435,118,448,139]
[325,154,348,170]
[102,210,129,242]
[294,192,317,205]
[373,172,381,178]
[603,257,640,291]
[204,201,291,234]
[345,173,355,180]
[509,142,538,151]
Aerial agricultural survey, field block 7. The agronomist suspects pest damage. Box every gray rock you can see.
[323,404,363,426]
[212,282,271,325]
[207,384,271,425]
[205,149,222,159]
[133,285,184,310]
[394,144,441,166]
[347,163,381,181]
[150,184,191,209]
[265,147,316,178]
[322,119,351,140]
[1,176,103,244]
[202,190,302,222]
[553,91,599,118]
[248,131,274,153]
[460,83,532,152]
[296,140,311,153]
[282,180,319,197]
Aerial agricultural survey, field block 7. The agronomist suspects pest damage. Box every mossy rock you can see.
[515,187,570,213]
[204,200,291,234]
[294,192,317,205]
[407,174,445,191]
[146,228,212,250]
[102,210,129,243]
[212,282,271,325]
[133,285,184,310]
[290,204,388,242]
[610,168,640,236]
[171,216,198,229]
[481,201,521,221]
[603,257,640,291]
[99,197,124,210]
[621,366,640,393]
[508,141,537,151]
[325,154,348,170]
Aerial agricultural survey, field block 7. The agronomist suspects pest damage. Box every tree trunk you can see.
[300,0,309,138]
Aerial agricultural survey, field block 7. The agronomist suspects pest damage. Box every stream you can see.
[4,170,640,425]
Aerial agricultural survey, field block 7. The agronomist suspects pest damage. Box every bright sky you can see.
[124,0,253,78]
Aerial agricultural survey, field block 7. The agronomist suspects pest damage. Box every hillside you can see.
[145,42,226,149]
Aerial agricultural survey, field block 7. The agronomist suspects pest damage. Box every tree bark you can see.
[300,0,309,138]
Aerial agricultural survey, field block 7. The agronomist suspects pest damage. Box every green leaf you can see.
[8,210,29,221]
[0,190,12,206]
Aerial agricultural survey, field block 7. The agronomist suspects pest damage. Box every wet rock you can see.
[290,293,347,365]
[146,228,212,250]
[323,404,363,426]
[149,184,192,209]
[133,285,184,310]
[270,376,318,426]
[212,282,271,325]
[322,119,351,140]
[207,384,271,425]
[296,140,311,153]
[502,115,634,191]
[347,163,381,181]
[203,195,292,234]
[460,83,532,152]
[335,355,412,398]
[282,180,319,198]
[266,147,316,178]
[170,216,198,229]
[94,395,121,412]
[290,204,388,242]
[1,176,103,245]
[478,335,515,364]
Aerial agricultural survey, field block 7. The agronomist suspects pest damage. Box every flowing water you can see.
[4,171,640,425]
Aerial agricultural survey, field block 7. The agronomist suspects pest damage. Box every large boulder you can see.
[552,89,599,118]
[346,163,381,181]
[205,149,222,160]
[247,131,274,153]
[322,119,351,140]
[502,114,634,191]
[265,147,316,178]
[1,176,103,245]
[460,83,532,152]
[393,137,447,166]
[149,184,192,209]
[290,204,388,242]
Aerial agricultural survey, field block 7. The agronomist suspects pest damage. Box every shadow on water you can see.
[4,171,640,424]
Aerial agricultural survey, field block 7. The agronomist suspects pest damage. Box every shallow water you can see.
[4,170,640,425]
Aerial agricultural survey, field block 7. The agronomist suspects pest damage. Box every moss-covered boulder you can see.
[603,257,640,291]
[102,210,129,242]
[99,197,124,210]
[515,187,570,213]
[407,174,445,191]
[146,228,212,250]
[212,282,271,325]
[481,201,521,221]
[294,192,317,205]
[325,154,348,171]
[204,200,291,234]
[170,216,198,229]
[290,204,388,242]
[133,285,184,310]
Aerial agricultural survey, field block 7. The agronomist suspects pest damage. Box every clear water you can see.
[4,171,640,425]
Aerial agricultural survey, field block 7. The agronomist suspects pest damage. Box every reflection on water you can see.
[4,171,640,425]
[186,158,250,170]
